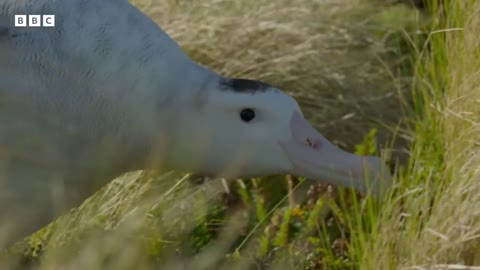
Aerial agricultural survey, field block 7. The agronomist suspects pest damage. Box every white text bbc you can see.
[15,15,55,27]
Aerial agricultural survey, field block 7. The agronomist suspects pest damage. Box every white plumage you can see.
[0,0,392,245]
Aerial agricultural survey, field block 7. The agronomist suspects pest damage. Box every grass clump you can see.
[353,0,480,268]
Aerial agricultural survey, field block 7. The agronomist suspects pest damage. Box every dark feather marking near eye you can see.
[219,78,273,94]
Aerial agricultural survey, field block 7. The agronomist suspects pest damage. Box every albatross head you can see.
[169,77,392,196]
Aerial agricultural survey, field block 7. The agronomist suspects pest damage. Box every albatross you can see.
[0,0,392,245]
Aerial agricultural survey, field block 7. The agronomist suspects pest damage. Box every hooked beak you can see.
[279,111,392,196]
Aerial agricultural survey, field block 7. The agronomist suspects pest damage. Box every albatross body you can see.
[0,0,391,245]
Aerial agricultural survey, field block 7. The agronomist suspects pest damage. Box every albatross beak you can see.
[280,111,392,196]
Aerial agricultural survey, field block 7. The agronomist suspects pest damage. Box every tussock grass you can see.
[4,0,480,269]
[354,0,480,268]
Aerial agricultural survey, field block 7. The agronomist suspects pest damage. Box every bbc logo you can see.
[15,15,55,27]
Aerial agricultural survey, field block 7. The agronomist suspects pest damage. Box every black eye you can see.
[240,108,256,122]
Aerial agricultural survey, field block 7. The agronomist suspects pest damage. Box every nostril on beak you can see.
[304,138,321,149]
[305,138,313,147]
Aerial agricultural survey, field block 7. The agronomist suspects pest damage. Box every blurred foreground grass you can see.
[3,0,480,269]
